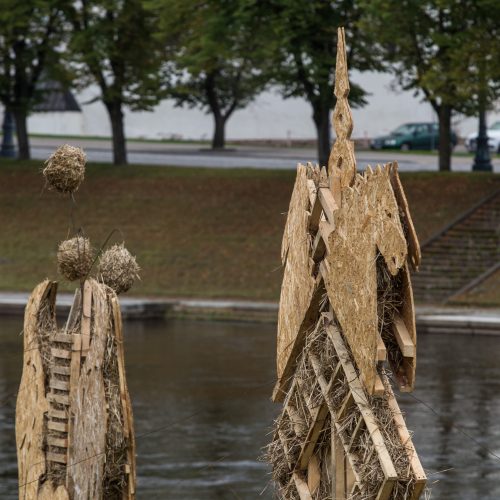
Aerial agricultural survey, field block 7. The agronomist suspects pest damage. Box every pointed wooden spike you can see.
[335,27,350,98]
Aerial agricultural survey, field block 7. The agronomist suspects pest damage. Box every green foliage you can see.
[264,1,380,113]
[0,0,68,111]
[153,0,270,122]
[68,0,165,110]
[359,0,500,115]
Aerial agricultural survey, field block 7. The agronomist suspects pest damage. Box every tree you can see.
[0,0,68,159]
[448,0,500,171]
[68,0,165,165]
[153,0,270,149]
[359,0,481,171]
[263,1,379,167]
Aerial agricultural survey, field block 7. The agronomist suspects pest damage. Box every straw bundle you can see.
[98,244,140,294]
[43,144,86,194]
[57,236,94,281]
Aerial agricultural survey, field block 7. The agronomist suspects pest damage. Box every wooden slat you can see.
[311,221,334,262]
[374,375,385,396]
[306,179,317,206]
[49,378,69,391]
[51,348,71,359]
[318,187,338,225]
[48,420,68,433]
[293,472,313,500]
[307,454,321,494]
[47,436,68,448]
[336,392,354,419]
[347,417,365,453]
[52,365,71,376]
[377,335,387,361]
[309,190,322,232]
[52,333,73,344]
[334,430,346,500]
[327,325,398,484]
[48,392,69,405]
[47,452,67,464]
[393,314,416,357]
[48,408,69,420]
[298,402,329,470]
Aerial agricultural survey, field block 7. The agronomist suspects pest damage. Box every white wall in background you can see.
[26,71,499,141]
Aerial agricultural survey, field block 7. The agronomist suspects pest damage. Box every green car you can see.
[370,122,457,151]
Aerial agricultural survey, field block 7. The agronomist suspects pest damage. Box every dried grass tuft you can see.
[98,244,140,294]
[43,144,86,194]
[57,236,94,282]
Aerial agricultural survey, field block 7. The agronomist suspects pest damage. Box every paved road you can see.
[29,137,500,172]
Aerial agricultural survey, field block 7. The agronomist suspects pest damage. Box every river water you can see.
[1,317,499,499]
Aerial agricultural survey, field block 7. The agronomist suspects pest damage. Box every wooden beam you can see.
[293,472,313,500]
[311,221,334,262]
[393,314,415,357]
[298,402,329,470]
[377,335,387,361]
[318,187,338,225]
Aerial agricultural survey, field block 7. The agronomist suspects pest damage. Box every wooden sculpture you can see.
[267,28,426,499]
[16,145,137,499]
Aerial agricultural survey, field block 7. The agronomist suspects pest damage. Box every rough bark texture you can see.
[12,108,30,160]
[106,101,128,165]
[212,114,226,149]
[438,104,452,172]
[313,104,331,168]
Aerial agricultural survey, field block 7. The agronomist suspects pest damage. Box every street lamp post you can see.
[0,110,17,158]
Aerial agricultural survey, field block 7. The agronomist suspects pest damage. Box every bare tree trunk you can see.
[438,105,452,172]
[12,108,30,160]
[212,114,226,149]
[105,101,127,165]
[313,104,331,168]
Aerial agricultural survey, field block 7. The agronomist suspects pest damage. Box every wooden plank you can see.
[382,374,427,493]
[306,179,317,206]
[52,365,71,376]
[309,190,322,232]
[47,452,67,464]
[374,375,385,396]
[48,420,68,433]
[52,333,73,344]
[273,277,325,402]
[49,378,69,391]
[311,221,334,262]
[48,408,69,420]
[47,436,68,448]
[307,454,321,495]
[81,280,92,353]
[377,335,387,361]
[336,392,354,419]
[51,348,71,359]
[334,430,346,500]
[298,402,329,470]
[318,187,338,224]
[376,478,396,500]
[347,417,365,452]
[293,472,313,500]
[393,314,415,357]
[327,325,398,483]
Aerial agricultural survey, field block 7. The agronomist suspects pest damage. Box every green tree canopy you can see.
[68,0,165,165]
[153,0,270,149]
[359,0,500,170]
[263,0,380,167]
[0,0,68,159]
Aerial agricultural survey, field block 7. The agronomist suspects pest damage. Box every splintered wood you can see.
[268,28,426,499]
[16,279,136,499]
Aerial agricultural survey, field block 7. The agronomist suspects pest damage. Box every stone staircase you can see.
[412,189,500,304]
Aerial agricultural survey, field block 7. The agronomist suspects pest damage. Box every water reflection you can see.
[1,317,500,499]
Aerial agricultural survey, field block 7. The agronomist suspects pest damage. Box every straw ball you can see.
[43,144,86,194]
[57,236,94,281]
[98,244,140,294]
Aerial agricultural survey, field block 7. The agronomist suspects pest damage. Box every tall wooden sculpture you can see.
[16,146,137,499]
[267,29,426,499]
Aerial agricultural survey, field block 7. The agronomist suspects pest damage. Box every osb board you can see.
[389,162,421,270]
[277,163,316,378]
[16,280,56,498]
[67,279,108,498]
[323,164,407,393]
[111,295,137,496]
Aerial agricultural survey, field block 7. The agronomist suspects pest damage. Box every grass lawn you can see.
[0,159,498,302]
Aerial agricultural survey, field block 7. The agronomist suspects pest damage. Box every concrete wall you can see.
[26,71,499,141]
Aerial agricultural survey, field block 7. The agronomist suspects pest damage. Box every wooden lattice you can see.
[268,28,426,499]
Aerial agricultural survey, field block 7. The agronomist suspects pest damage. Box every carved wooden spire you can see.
[328,27,356,200]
